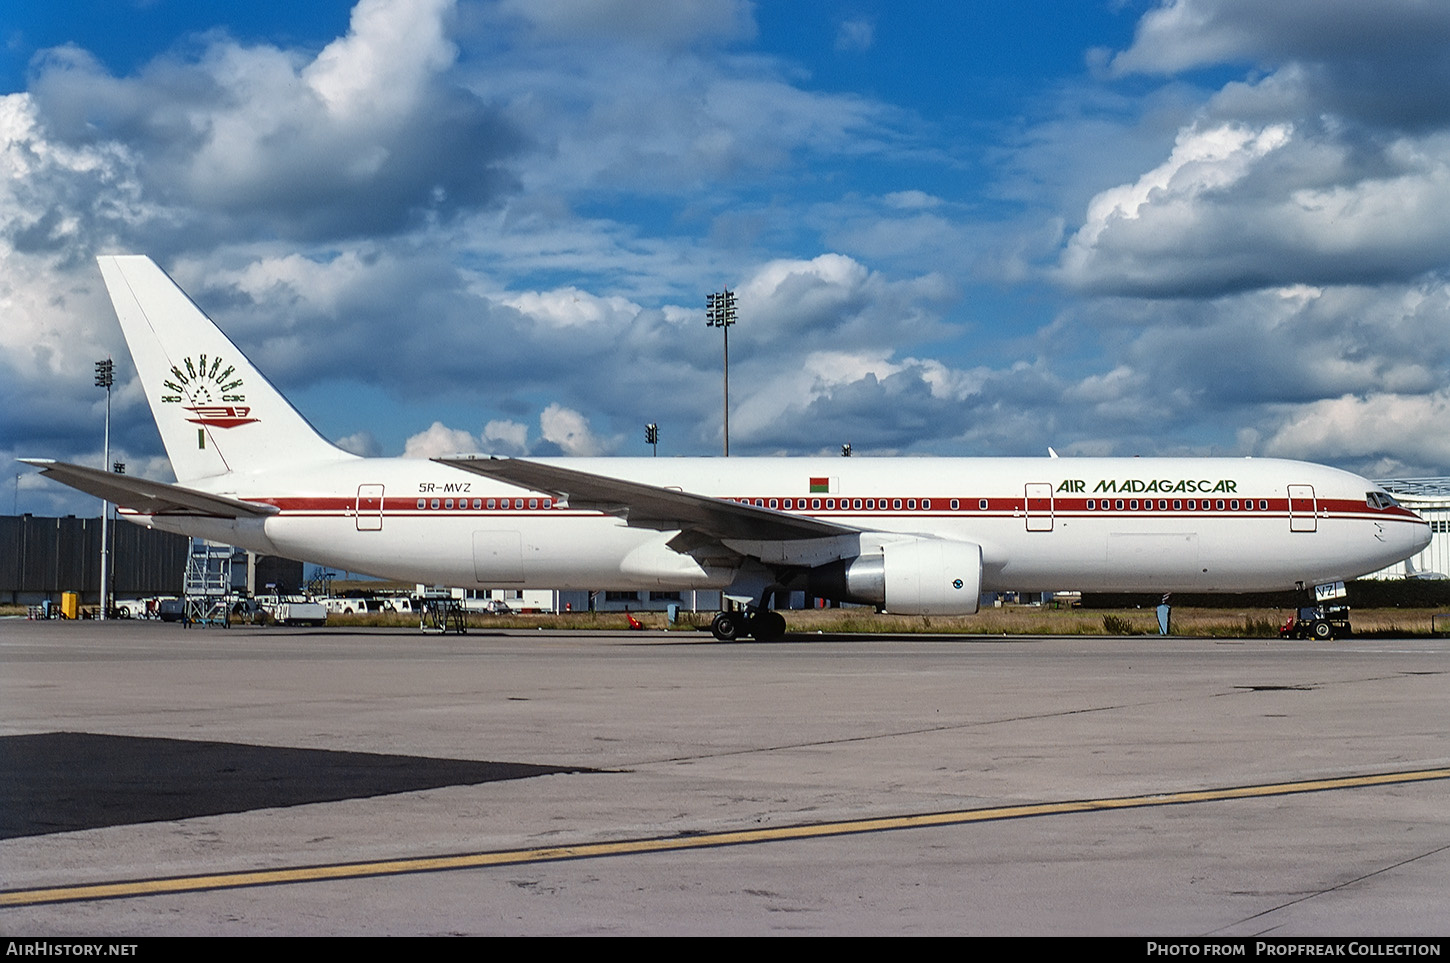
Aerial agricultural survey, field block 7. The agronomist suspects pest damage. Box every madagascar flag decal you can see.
[809,477,830,493]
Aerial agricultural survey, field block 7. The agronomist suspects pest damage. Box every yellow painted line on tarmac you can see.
[5,767,1448,907]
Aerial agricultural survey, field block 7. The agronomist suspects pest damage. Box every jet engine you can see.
[807,536,982,615]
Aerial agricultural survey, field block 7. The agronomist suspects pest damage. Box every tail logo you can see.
[160,354,260,429]
[184,405,259,429]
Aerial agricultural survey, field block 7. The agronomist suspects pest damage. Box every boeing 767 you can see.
[25,256,1432,640]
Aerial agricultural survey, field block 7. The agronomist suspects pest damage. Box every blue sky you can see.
[4,0,1448,515]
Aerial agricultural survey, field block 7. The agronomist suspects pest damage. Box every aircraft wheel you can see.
[1312,621,1333,641]
[711,611,743,642]
[752,610,787,642]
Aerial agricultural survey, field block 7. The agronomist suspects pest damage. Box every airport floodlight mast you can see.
[94,358,113,620]
[705,287,736,456]
[645,422,659,456]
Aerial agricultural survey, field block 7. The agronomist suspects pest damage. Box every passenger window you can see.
[1115,500,1124,510]
[1173,500,1181,510]
[416,499,426,510]
[487,499,496,509]
[922,499,931,510]
[430,499,440,509]
[979,499,988,510]
[529,499,538,509]
[1216,500,1225,510]
[907,499,916,510]
[893,499,902,510]
[812,498,821,509]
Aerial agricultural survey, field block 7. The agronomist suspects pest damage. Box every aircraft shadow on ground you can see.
[0,731,595,839]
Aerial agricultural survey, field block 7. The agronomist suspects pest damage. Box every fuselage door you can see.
[356,484,384,531]
[1287,484,1316,533]
[1025,483,1054,532]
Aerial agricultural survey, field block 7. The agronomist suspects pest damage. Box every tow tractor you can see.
[1279,603,1352,641]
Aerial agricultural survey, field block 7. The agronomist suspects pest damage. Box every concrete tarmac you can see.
[2,618,1447,936]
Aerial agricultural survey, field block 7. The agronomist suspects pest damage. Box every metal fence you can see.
[0,515,190,604]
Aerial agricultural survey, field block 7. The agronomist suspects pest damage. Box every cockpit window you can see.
[1366,491,1400,510]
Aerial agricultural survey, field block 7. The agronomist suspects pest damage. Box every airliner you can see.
[25,256,1432,640]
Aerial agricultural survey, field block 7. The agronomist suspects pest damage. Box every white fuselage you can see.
[125,455,1431,596]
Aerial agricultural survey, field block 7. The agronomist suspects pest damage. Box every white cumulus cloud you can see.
[403,421,480,458]
[539,403,608,456]
[1263,390,1450,473]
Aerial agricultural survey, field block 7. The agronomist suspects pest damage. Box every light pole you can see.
[644,423,658,457]
[112,462,126,606]
[705,287,736,456]
[95,358,113,620]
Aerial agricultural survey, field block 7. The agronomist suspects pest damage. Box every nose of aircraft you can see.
[1409,513,1433,554]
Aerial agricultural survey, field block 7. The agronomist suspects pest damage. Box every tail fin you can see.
[97,255,350,483]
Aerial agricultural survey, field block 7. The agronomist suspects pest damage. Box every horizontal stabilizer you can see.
[20,460,279,518]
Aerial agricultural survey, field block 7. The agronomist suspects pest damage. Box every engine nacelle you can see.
[808,537,982,615]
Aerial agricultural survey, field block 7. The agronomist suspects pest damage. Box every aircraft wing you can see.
[21,459,279,518]
[434,455,859,542]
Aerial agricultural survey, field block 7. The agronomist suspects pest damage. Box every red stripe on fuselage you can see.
[136,494,1423,525]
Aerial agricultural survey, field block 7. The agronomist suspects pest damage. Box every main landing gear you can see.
[710,608,787,642]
